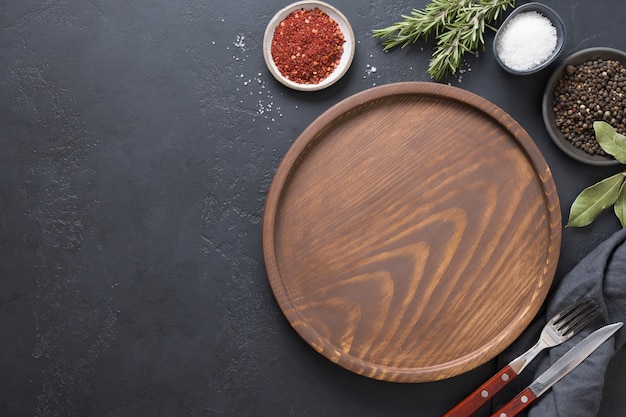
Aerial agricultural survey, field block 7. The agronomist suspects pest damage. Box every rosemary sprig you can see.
[373,0,515,81]
[372,0,473,49]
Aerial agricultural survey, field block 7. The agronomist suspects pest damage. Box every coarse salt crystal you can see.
[496,11,557,71]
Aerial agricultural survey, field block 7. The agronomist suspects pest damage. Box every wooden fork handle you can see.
[443,365,518,417]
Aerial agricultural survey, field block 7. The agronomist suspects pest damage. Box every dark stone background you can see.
[1,0,624,415]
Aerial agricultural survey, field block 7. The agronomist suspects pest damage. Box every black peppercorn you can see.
[552,58,626,156]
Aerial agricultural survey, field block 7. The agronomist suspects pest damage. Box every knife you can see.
[489,322,623,417]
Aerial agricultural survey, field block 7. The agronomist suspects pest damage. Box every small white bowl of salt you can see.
[494,2,566,75]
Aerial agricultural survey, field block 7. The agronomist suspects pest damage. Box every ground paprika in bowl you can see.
[263,1,355,91]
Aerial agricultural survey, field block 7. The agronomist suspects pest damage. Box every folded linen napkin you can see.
[494,228,626,417]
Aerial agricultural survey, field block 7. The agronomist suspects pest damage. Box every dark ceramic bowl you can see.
[493,2,566,75]
[542,47,626,166]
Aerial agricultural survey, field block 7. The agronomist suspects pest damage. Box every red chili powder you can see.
[271,8,345,85]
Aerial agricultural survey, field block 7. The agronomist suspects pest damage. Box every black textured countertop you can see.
[1,0,625,416]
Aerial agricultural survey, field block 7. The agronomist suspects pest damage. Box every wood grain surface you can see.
[262,82,561,383]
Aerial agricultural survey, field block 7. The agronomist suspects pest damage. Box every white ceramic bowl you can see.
[263,1,355,91]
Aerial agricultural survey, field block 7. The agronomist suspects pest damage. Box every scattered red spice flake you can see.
[271,8,345,85]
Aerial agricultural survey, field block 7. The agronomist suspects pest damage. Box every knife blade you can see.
[490,322,623,417]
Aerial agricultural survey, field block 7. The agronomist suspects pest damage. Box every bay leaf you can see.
[594,121,626,163]
[567,172,625,227]
[613,131,626,152]
[614,180,626,228]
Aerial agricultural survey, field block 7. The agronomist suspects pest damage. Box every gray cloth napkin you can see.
[493,228,626,417]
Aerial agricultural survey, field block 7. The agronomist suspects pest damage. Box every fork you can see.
[443,297,601,417]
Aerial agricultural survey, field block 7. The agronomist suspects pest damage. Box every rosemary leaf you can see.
[373,0,515,81]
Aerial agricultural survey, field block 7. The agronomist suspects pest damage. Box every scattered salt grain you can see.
[496,11,557,71]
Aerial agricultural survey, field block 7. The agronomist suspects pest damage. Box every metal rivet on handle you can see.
[500,413,507,417]
[521,395,528,403]
[501,373,509,381]
[481,390,488,398]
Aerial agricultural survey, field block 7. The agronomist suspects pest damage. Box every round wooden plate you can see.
[262,82,561,383]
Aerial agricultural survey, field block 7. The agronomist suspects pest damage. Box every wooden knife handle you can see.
[443,365,518,417]
[490,387,537,417]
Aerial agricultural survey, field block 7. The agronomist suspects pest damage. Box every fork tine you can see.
[551,297,593,324]
[556,298,593,322]
[554,297,601,336]
[557,298,598,326]
[563,308,601,337]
